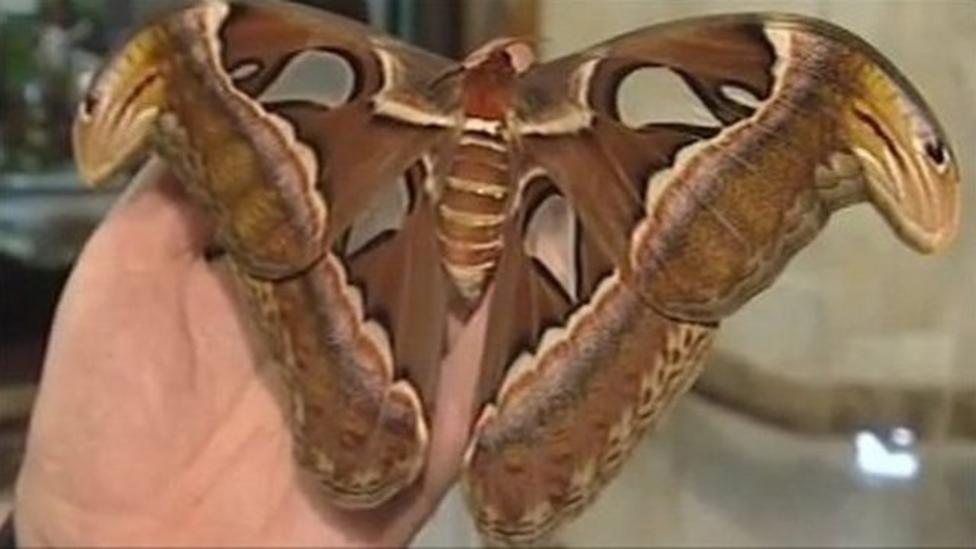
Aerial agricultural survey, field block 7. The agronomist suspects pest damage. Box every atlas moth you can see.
[73,0,960,544]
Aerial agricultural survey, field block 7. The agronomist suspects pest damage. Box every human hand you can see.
[14,160,487,546]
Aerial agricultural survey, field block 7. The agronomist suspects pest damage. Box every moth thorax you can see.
[461,60,518,119]
[437,131,511,301]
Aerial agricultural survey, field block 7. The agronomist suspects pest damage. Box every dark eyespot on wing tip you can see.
[81,91,98,117]
[924,139,947,166]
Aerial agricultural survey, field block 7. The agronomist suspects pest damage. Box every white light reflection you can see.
[854,429,919,479]
[891,426,916,447]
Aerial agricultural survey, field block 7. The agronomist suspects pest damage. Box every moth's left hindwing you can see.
[463,13,960,544]
[73,0,457,506]
[464,174,718,544]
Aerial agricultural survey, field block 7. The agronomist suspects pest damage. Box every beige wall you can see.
[539,0,975,389]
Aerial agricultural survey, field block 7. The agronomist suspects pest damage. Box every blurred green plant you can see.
[1,1,105,174]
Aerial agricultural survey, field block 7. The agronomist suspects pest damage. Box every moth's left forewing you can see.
[519,13,960,323]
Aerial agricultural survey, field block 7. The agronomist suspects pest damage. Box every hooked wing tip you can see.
[852,144,962,255]
[72,100,159,188]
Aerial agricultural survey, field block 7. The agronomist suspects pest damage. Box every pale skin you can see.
[13,159,490,546]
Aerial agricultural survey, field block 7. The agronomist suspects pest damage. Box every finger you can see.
[89,157,213,270]
[422,289,493,494]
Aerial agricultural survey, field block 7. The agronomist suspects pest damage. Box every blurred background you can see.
[1,0,972,546]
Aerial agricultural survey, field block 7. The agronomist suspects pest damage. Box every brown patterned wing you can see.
[72,0,457,506]
[462,173,717,544]
[517,13,961,322]
[463,12,961,544]
[235,160,449,506]
[74,0,457,277]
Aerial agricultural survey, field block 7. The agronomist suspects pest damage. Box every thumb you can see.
[424,289,494,488]
[87,157,213,270]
